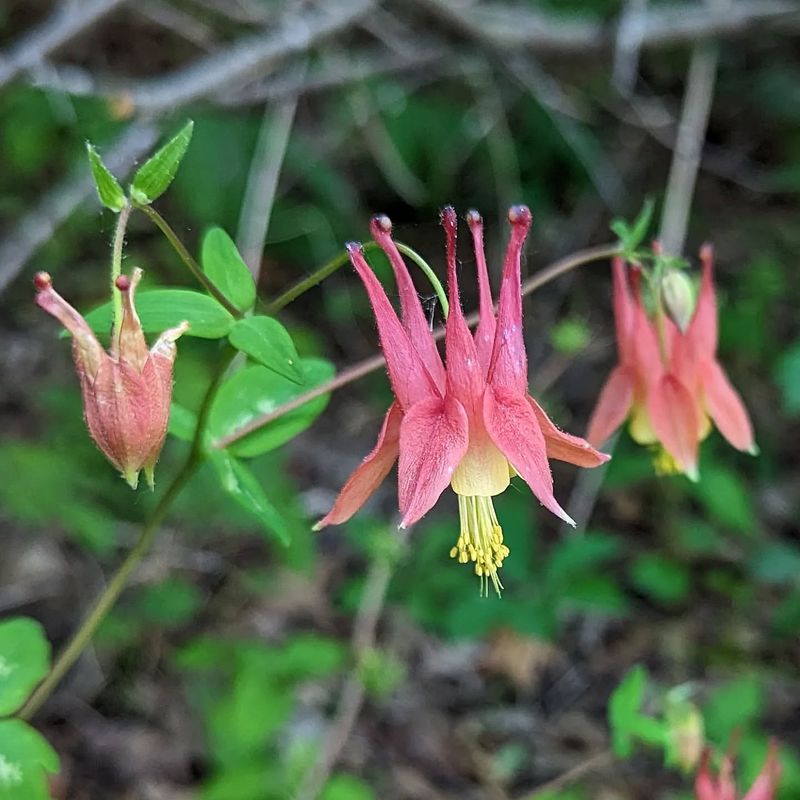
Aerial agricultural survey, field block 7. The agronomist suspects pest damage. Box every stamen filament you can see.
[450,495,509,597]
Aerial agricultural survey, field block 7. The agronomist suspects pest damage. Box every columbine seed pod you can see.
[34,269,189,489]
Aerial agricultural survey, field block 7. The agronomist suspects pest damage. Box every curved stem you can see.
[17,348,235,721]
[214,242,620,449]
[110,202,132,330]
[135,203,243,319]
[395,242,448,318]
[265,241,447,317]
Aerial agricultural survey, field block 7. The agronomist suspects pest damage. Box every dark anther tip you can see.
[507,204,532,225]
[115,275,131,291]
[33,271,52,290]
[465,209,482,226]
[371,214,392,233]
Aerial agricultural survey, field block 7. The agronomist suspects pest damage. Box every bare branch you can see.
[0,0,127,89]
[236,72,303,276]
[659,0,725,254]
[108,0,374,113]
[293,526,408,800]
[413,0,799,53]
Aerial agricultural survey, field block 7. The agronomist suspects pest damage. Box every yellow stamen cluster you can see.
[652,446,682,476]
[450,495,509,597]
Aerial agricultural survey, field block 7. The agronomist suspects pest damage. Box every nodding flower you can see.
[315,206,609,596]
[587,246,756,480]
[34,269,188,489]
[695,741,780,800]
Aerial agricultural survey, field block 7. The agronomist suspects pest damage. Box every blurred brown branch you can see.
[0,0,127,89]
[413,0,799,52]
[9,0,800,114]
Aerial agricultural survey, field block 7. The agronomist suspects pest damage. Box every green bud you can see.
[661,269,696,332]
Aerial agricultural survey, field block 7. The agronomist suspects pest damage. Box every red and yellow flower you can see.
[316,206,608,594]
[587,246,755,478]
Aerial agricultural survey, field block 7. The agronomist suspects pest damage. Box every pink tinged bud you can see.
[35,270,188,489]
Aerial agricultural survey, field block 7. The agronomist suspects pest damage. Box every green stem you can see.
[17,349,235,722]
[135,204,243,319]
[110,203,132,330]
[265,241,448,318]
[395,243,449,318]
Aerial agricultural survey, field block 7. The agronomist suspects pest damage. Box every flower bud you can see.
[35,269,188,489]
[666,697,704,772]
[662,268,696,332]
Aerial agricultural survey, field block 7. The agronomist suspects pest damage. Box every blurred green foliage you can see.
[2,1,800,793]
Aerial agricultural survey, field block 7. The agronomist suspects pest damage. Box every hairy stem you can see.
[135,203,243,319]
[265,240,447,317]
[17,349,234,721]
[110,202,132,330]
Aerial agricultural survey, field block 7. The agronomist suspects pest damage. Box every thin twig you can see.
[214,242,620,449]
[0,0,127,88]
[659,0,726,255]
[522,750,614,799]
[236,69,304,277]
[293,526,409,800]
[102,0,373,114]
[413,0,798,53]
[0,122,158,296]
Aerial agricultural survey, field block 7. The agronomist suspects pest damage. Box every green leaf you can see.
[609,664,647,757]
[703,675,763,744]
[85,143,126,212]
[130,120,194,204]
[0,719,59,799]
[322,774,376,800]
[136,579,203,628]
[169,403,198,442]
[611,198,654,257]
[629,553,690,606]
[208,358,335,457]
[775,340,800,415]
[692,465,756,534]
[208,450,291,545]
[83,288,234,339]
[228,316,303,383]
[0,618,50,716]
[201,227,256,312]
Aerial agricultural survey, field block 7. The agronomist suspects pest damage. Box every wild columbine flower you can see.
[587,246,756,479]
[34,268,188,489]
[315,206,608,595]
[695,741,780,800]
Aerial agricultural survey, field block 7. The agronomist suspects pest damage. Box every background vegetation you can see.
[1,1,799,798]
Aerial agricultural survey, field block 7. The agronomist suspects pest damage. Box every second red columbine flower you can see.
[695,741,780,800]
[35,268,188,490]
[587,246,756,479]
[316,206,608,595]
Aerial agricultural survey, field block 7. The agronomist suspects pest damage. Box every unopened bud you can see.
[666,697,704,772]
[662,269,696,332]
